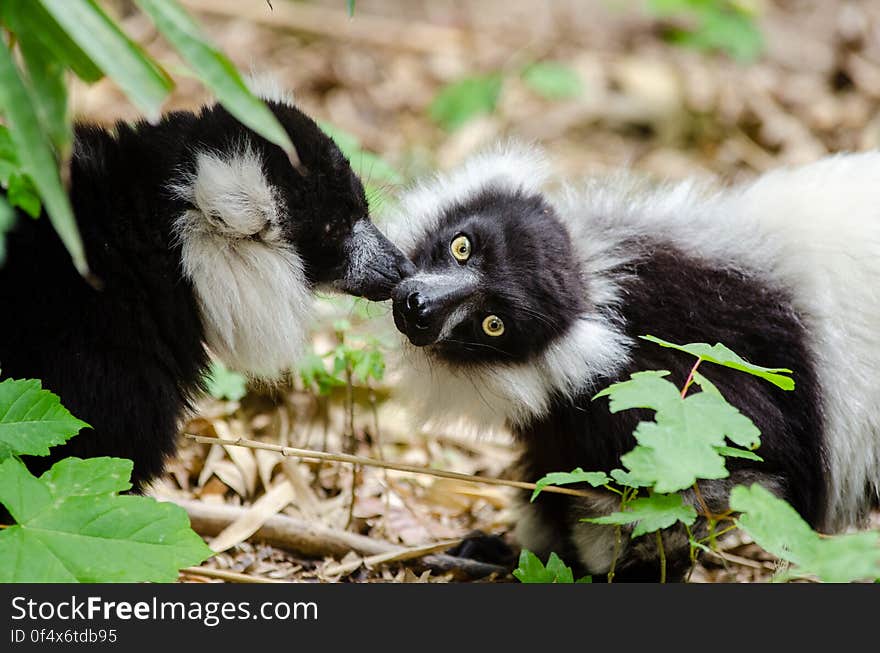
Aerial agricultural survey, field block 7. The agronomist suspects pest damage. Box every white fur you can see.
[173,148,313,378]
[388,143,880,532]
[383,140,551,252]
[246,71,295,107]
[392,317,629,431]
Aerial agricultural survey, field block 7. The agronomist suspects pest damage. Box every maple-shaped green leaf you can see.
[685,390,761,449]
[593,370,681,412]
[730,483,880,582]
[584,493,697,538]
[0,378,89,461]
[512,549,590,584]
[621,422,729,493]
[531,468,610,501]
[596,371,762,492]
[640,335,794,390]
[0,457,212,582]
[204,360,247,402]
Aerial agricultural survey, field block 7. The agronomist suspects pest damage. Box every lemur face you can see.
[392,187,587,365]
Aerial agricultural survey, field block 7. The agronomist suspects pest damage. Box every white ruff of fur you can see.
[173,148,313,378]
[393,317,630,432]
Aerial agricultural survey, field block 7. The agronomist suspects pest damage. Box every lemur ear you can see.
[180,148,281,239]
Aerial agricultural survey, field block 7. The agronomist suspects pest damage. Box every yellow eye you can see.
[482,315,505,337]
[450,235,471,262]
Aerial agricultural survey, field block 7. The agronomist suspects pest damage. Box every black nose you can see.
[404,292,430,330]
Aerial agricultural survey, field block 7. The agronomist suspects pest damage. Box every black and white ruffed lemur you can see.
[385,142,880,581]
[0,84,412,491]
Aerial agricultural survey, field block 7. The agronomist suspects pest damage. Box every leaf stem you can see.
[681,358,703,398]
[656,530,667,583]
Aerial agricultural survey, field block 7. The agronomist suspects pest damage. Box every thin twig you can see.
[180,566,287,584]
[184,434,604,500]
[656,530,667,583]
[322,538,464,577]
[701,548,777,571]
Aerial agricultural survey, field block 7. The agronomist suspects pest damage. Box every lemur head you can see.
[172,95,412,377]
[385,143,632,429]
[389,144,587,366]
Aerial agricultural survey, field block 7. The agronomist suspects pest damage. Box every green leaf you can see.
[2,0,103,83]
[531,468,610,501]
[347,0,356,17]
[672,9,764,63]
[521,61,583,100]
[319,122,402,185]
[204,361,247,402]
[610,468,644,488]
[39,0,173,121]
[429,74,503,131]
[0,125,18,185]
[647,0,764,63]
[7,173,41,218]
[640,335,793,390]
[512,549,588,583]
[0,457,212,582]
[794,532,880,584]
[731,483,880,582]
[584,493,697,538]
[0,43,88,275]
[135,0,293,152]
[715,445,762,462]
[544,552,574,583]
[343,346,385,385]
[40,457,133,497]
[593,370,681,413]
[729,484,815,564]
[0,379,89,462]
[0,195,14,266]
[621,421,729,492]
[597,370,762,492]
[298,351,345,396]
[16,29,71,151]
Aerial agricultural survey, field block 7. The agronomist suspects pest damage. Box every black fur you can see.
[0,100,409,490]
[393,187,824,581]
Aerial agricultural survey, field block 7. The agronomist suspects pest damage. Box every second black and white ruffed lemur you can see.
[0,83,412,491]
[385,142,880,581]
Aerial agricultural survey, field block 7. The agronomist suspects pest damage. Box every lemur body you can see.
[0,92,410,490]
[387,144,880,580]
